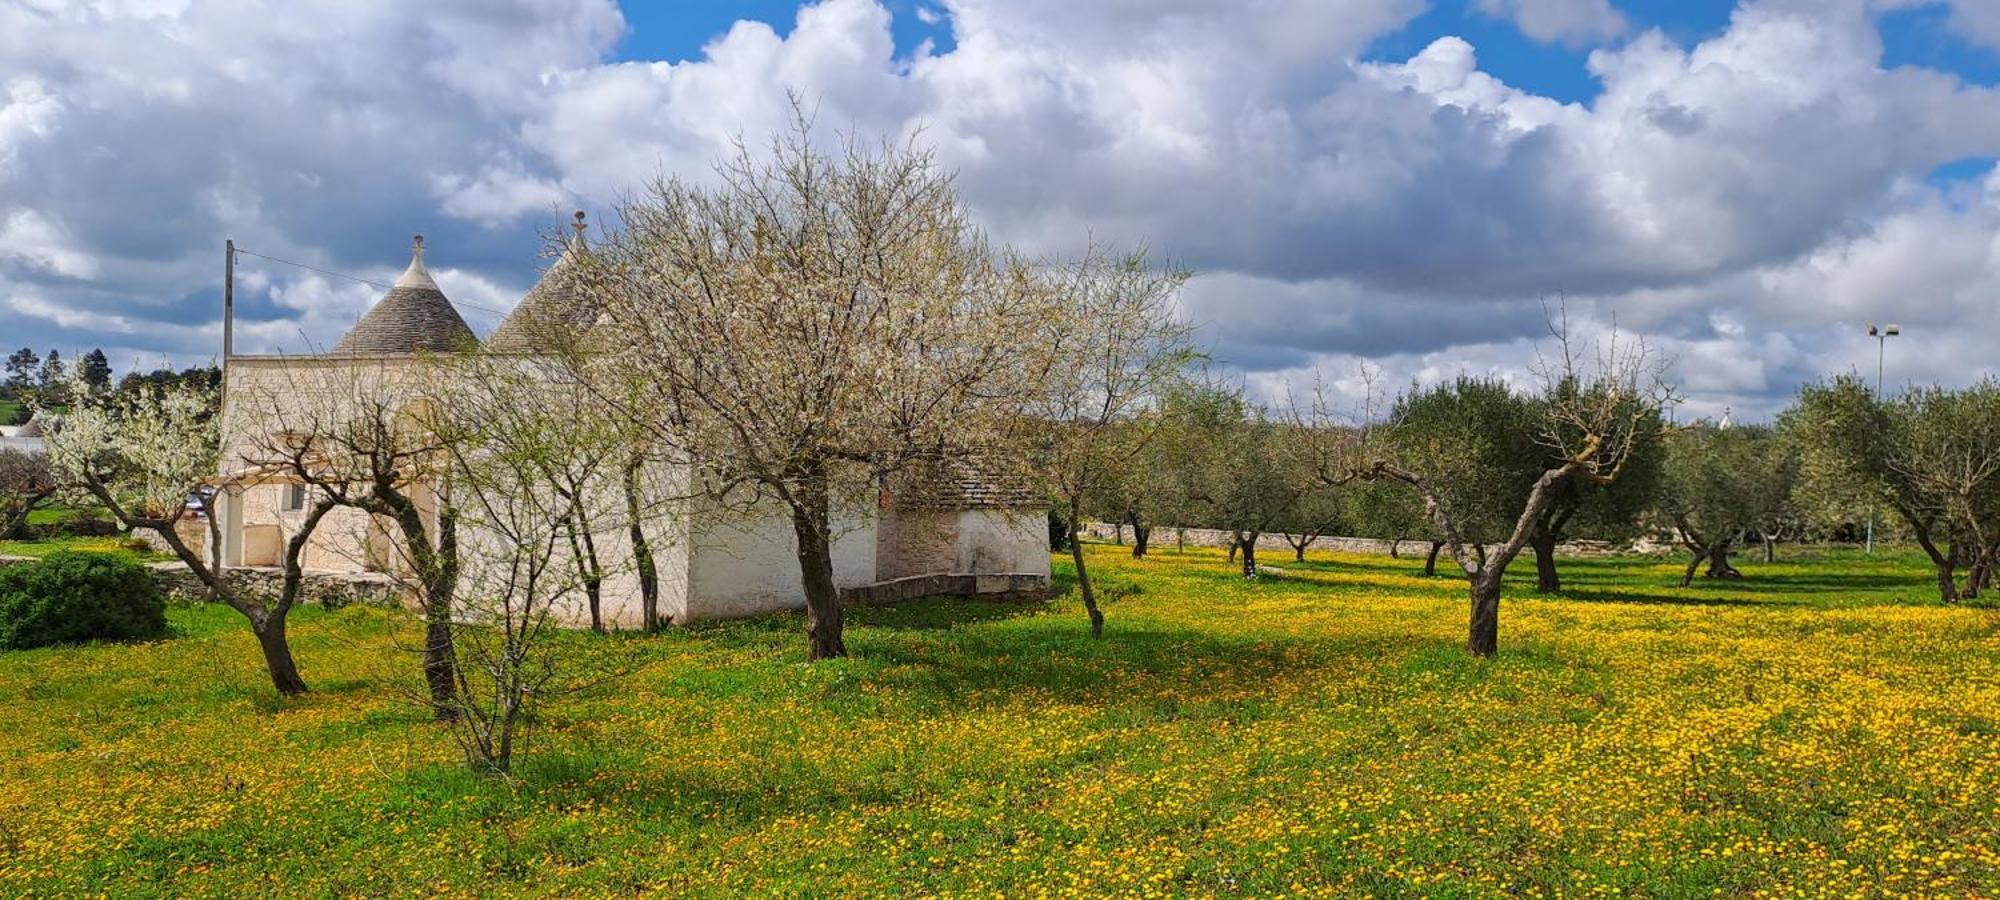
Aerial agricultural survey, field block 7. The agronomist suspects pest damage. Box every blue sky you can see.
[622,1,1996,102]
[4,0,2000,420]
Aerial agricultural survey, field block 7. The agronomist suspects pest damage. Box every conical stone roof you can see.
[488,212,601,355]
[331,236,476,355]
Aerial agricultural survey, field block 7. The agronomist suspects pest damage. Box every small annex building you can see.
[212,228,1050,627]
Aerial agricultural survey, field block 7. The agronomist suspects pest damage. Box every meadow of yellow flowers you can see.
[1,544,1996,896]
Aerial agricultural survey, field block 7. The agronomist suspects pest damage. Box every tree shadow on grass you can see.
[844,596,1049,631]
[1279,553,1931,606]
[462,624,1474,834]
[1522,587,1802,608]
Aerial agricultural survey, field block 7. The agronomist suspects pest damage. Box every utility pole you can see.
[222,239,235,371]
[1865,323,1900,554]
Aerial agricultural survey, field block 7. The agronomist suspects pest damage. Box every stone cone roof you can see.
[331,236,476,355]
[486,247,599,354]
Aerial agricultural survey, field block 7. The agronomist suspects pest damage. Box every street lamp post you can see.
[1865,323,1900,554]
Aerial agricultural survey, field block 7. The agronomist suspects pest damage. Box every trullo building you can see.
[210,228,1050,627]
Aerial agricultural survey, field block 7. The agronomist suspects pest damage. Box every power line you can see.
[231,246,508,316]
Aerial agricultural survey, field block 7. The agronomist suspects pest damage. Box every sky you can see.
[3,0,1999,422]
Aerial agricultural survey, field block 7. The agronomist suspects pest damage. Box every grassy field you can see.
[0,504,164,562]
[2,544,1997,896]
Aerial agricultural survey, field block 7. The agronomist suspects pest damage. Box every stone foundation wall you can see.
[840,572,1049,606]
[150,565,402,610]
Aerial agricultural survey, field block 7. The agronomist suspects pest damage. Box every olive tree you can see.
[1659,423,1793,586]
[1790,376,2000,601]
[1342,477,1428,563]
[1209,403,1304,577]
[1377,377,1546,581]
[1276,479,1345,563]
[1304,330,1668,656]
[573,119,1059,659]
[1526,380,1665,592]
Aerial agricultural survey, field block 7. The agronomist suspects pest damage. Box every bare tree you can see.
[0,448,54,539]
[1028,246,1193,636]
[424,355,643,773]
[1301,319,1670,656]
[571,114,1059,659]
[42,374,325,694]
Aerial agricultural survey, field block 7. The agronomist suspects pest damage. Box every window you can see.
[283,483,306,512]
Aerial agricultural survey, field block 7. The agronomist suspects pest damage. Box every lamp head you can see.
[1886,324,1901,336]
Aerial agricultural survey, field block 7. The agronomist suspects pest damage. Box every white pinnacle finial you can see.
[571,210,587,246]
[395,233,438,289]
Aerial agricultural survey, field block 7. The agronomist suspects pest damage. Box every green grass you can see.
[2,544,1997,895]
[0,535,162,561]
[0,398,21,426]
[1,505,162,562]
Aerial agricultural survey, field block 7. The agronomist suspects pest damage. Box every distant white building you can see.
[0,415,49,454]
[211,233,1049,627]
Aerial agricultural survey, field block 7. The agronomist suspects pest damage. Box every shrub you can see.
[0,552,167,650]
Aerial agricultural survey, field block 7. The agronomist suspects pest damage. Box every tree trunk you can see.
[1176,528,1185,552]
[566,519,606,634]
[1762,531,1776,563]
[789,475,846,660]
[1424,540,1442,577]
[1069,499,1103,639]
[1227,535,1239,564]
[1292,537,1308,562]
[421,507,460,721]
[1913,525,1959,603]
[1680,548,1704,587]
[253,614,309,695]
[1467,572,1501,658]
[1531,534,1560,593]
[1113,522,1124,545]
[0,495,43,540]
[1704,543,1742,580]
[625,459,662,631]
[1240,534,1259,578]
[1389,539,1401,559]
[1131,522,1150,559]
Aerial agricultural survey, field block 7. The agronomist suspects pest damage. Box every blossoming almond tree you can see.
[1028,246,1194,637]
[42,373,327,694]
[572,114,1059,660]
